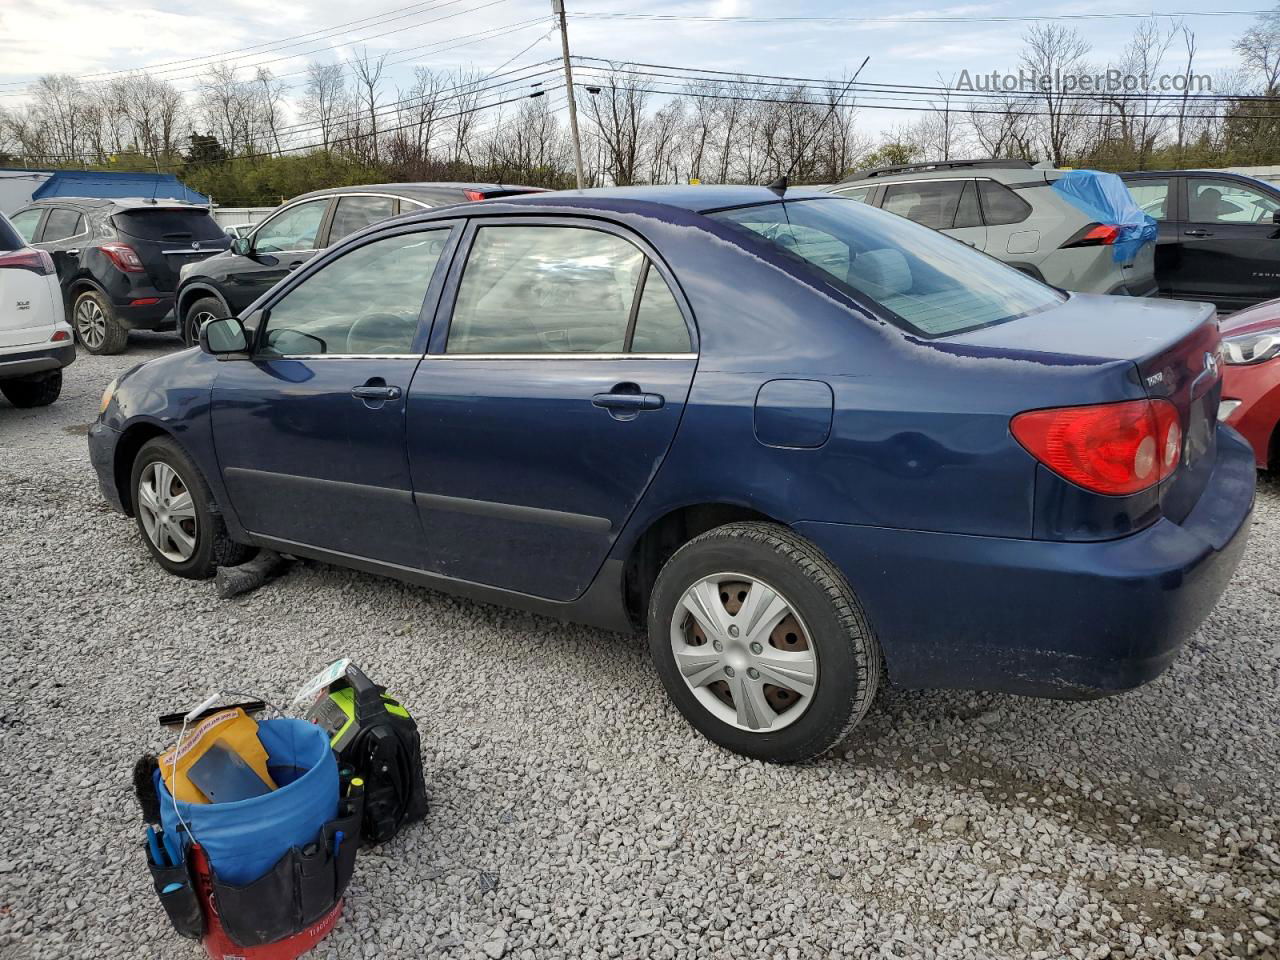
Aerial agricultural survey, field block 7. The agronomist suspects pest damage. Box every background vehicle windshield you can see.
[709,198,1065,337]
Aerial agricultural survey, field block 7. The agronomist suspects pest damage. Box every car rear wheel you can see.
[182,296,226,347]
[648,521,882,763]
[0,370,62,408]
[73,290,128,355]
[129,436,253,579]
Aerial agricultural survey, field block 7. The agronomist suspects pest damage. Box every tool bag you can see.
[305,665,427,844]
[151,717,362,949]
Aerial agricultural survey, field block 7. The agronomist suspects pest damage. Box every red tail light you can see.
[51,330,70,342]
[1011,399,1181,496]
[0,248,55,275]
[100,242,145,273]
[1062,223,1120,248]
[464,190,487,202]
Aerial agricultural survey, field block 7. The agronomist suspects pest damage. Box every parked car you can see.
[1122,170,1280,310]
[174,182,545,346]
[6,198,230,355]
[830,159,1158,296]
[0,211,74,407]
[90,186,1254,763]
[1216,298,1280,468]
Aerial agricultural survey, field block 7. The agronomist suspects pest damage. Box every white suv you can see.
[0,211,74,407]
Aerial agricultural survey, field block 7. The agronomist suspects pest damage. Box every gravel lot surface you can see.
[1,334,1278,960]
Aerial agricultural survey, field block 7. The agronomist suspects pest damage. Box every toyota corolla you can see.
[88,186,1255,763]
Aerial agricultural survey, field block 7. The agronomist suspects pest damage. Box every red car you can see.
[1219,299,1280,469]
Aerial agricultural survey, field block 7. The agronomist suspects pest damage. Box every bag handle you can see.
[340,664,388,725]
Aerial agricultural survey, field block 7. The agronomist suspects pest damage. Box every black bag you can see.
[306,665,427,844]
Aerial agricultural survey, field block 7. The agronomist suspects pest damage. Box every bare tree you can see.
[302,62,348,153]
[349,48,388,162]
[584,68,650,185]
[1236,8,1280,95]
[1021,24,1093,165]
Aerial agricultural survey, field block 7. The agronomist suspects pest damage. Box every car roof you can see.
[289,182,545,204]
[26,196,211,212]
[835,167,1047,188]
[477,184,833,214]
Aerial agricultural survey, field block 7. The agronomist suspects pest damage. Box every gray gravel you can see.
[1,333,1278,960]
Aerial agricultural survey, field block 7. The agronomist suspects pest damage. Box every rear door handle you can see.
[351,384,401,401]
[65,249,80,257]
[1184,228,1213,237]
[592,392,664,411]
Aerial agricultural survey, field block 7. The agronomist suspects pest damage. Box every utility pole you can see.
[553,0,586,189]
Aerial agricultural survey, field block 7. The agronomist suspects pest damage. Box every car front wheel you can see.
[129,436,253,579]
[182,296,226,347]
[648,522,882,763]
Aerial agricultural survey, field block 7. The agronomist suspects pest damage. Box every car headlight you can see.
[99,378,118,415]
[1222,331,1280,365]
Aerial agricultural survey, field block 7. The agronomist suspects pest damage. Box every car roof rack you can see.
[840,158,1034,183]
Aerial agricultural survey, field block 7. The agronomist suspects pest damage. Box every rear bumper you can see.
[0,342,76,380]
[797,426,1256,698]
[112,294,175,329]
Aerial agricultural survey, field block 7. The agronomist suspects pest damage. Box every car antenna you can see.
[767,56,870,197]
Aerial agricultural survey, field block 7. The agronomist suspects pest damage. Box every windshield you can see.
[708,197,1065,337]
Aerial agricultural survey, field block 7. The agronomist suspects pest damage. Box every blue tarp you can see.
[1050,169,1158,264]
[32,171,209,205]
[157,717,337,885]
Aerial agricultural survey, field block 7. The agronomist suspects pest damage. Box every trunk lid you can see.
[950,292,1221,522]
[111,208,230,292]
[0,234,58,349]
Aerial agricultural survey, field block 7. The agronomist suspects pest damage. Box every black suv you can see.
[7,198,230,354]
[174,181,543,345]
[1121,169,1280,310]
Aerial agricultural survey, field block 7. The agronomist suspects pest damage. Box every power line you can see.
[568,9,1273,24]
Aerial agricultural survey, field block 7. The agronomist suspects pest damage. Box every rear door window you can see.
[977,180,1032,225]
[1186,177,1280,224]
[328,195,398,244]
[112,208,225,242]
[1125,178,1170,221]
[882,181,963,230]
[9,209,42,244]
[41,208,84,242]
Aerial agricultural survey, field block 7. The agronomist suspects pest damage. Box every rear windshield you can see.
[112,209,226,243]
[708,197,1065,337]
[0,215,21,252]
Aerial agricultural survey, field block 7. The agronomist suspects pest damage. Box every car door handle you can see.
[1183,229,1213,237]
[65,249,80,257]
[287,259,306,268]
[351,384,401,401]
[592,391,664,411]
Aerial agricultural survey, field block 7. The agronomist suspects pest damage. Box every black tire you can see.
[129,436,254,579]
[0,370,62,408]
[648,522,882,763]
[182,295,227,347]
[72,289,128,355]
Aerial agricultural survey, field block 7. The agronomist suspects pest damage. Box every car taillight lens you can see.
[0,248,55,275]
[464,190,487,201]
[1011,399,1181,496]
[100,242,145,273]
[1061,223,1121,248]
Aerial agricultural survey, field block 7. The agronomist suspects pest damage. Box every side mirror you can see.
[231,236,251,256]
[199,316,249,357]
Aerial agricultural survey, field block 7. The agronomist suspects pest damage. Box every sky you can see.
[0,0,1266,137]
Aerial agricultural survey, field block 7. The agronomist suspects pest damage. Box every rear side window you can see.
[709,198,1064,337]
[977,180,1032,226]
[0,214,24,250]
[9,209,42,244]
[882,181,963,230]
[834,185,874,203]
[953,181,982,229]
[328,195,397,244]
[42,208,84,241]
[113,208,225,242]
[1125,178,1170,220]
[447,226,652,354]
[629,266,690,353]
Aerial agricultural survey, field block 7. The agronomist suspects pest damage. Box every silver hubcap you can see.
[670,573,818,733]
[75,299,107,350]
[137,462,198,563]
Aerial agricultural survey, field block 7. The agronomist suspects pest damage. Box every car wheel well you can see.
[1270,421,1280,472]
[67,278,103,305]
[622,503,782,628]
[178,286,225,319]
[114,423,171,516]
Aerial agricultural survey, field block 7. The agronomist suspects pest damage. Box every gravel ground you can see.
[1,334,1278,960]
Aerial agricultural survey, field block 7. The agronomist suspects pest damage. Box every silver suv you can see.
[829,159,1156,297]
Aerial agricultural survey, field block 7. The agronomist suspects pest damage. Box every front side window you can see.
[1187,177,1280,224]
[328,195,398,244]
[835,185,874,203]
[447,226,672,354]
[10,209,42,244]
[260,230,449,356]
[882,181,964,230]
[1125,178,1170,221]
[41,208,84,242]
[709,198,1064,337]
[253,200,328,253]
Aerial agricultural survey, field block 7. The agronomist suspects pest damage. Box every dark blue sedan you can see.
[88,186,1255,762]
